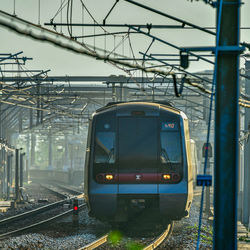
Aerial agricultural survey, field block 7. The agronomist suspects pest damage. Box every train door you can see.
[117,117,158,194]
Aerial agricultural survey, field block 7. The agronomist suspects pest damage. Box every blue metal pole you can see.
[213,0,240,249]
[243,61,250,228]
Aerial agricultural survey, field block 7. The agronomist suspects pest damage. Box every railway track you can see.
[0,183,85,240]
[0,202,86,239]
[0,199,68,227]
[52,183,83,196]
[39,183,82,198]
[144,222,174,249]
[78,222,174,250]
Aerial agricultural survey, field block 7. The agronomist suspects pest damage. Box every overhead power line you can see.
[0,10,249,108]
[123,0,216,35]
[0,10,175,76]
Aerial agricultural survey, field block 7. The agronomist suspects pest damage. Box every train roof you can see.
[106,100,174,107]
[95,100,182,115]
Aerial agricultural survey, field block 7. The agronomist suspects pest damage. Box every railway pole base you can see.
[72,215,79,228]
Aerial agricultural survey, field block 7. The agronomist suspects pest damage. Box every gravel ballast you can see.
[0,188,213,249]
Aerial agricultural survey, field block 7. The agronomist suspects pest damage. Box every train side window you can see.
[160,132,182,164]
[94,132,115,164]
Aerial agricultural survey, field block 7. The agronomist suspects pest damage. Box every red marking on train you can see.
[96,173,181,183]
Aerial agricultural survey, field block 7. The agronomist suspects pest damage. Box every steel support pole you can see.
[205,158,211,214]
[10,154,13,188]
[120,83,123,101]
[2,149,6,196]
[20,153,24,188]
[243,61,250,227]
[31,133,36,168]
[18,112,22,132]
[7,154,11,200]
[15,149,20,201]
[48,130,53,170]
[29,109,33,129]
[213,1,240,249]
[36,84,40,126]
[63,134,70,171]
[112,83,116,102]
[26,134,30,181]
[0,149,2,199]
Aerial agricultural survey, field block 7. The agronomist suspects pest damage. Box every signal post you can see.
[72,198,79,227]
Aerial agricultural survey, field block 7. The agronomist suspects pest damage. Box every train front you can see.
[85,102,193,223]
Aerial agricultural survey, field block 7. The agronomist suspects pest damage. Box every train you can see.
[84,101,193,224]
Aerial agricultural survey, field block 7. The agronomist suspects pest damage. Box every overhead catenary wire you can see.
[0,56,108,117]
[66,0,73,37]
[0,10,175,76]
[0,94,82,118]
[0,10,249,108]
[13,0,16,16]
[142,53,250,106]
[107,34,128,57]
[0,78,85,118]
[38,0,41,25]
[51,0,68,22]
[103,0,120,25]
[81,2,84,43]
[123,0,216,36]
[78,0,119,37]
[128,31,140,67]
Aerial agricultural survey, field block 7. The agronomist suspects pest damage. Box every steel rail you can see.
[0,199,68,227]
[144,222,174,250]
[78,222,173,250]
[0,183,74,227]
[53,183,83,196]
[78,234,109,250]
[39,183,70,199]
[0,204,86,239]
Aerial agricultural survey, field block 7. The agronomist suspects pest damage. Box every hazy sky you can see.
[0,0,249,77]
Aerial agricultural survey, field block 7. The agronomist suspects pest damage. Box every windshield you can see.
[160,131,182,164]
[118,117,158,169]
[94,132,115,163]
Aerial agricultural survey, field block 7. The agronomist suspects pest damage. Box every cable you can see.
[51,0,68,22]
[79,0,117,37]
[70,0,73,36]
[103,0,119,25]
[66,0,71,37]
[0,10,249,108]
[13,0,16,16]
[172,74,184,97]
[38,0,41,25]
[0,57,100,118]
[0,10,169,75]
[81,3,84,43]
[128,31,139,66]
[108,34,128,57]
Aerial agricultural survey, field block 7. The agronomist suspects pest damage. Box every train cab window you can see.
[94,132,115,163]
[160,132,182,163]
[160,122,182,164]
